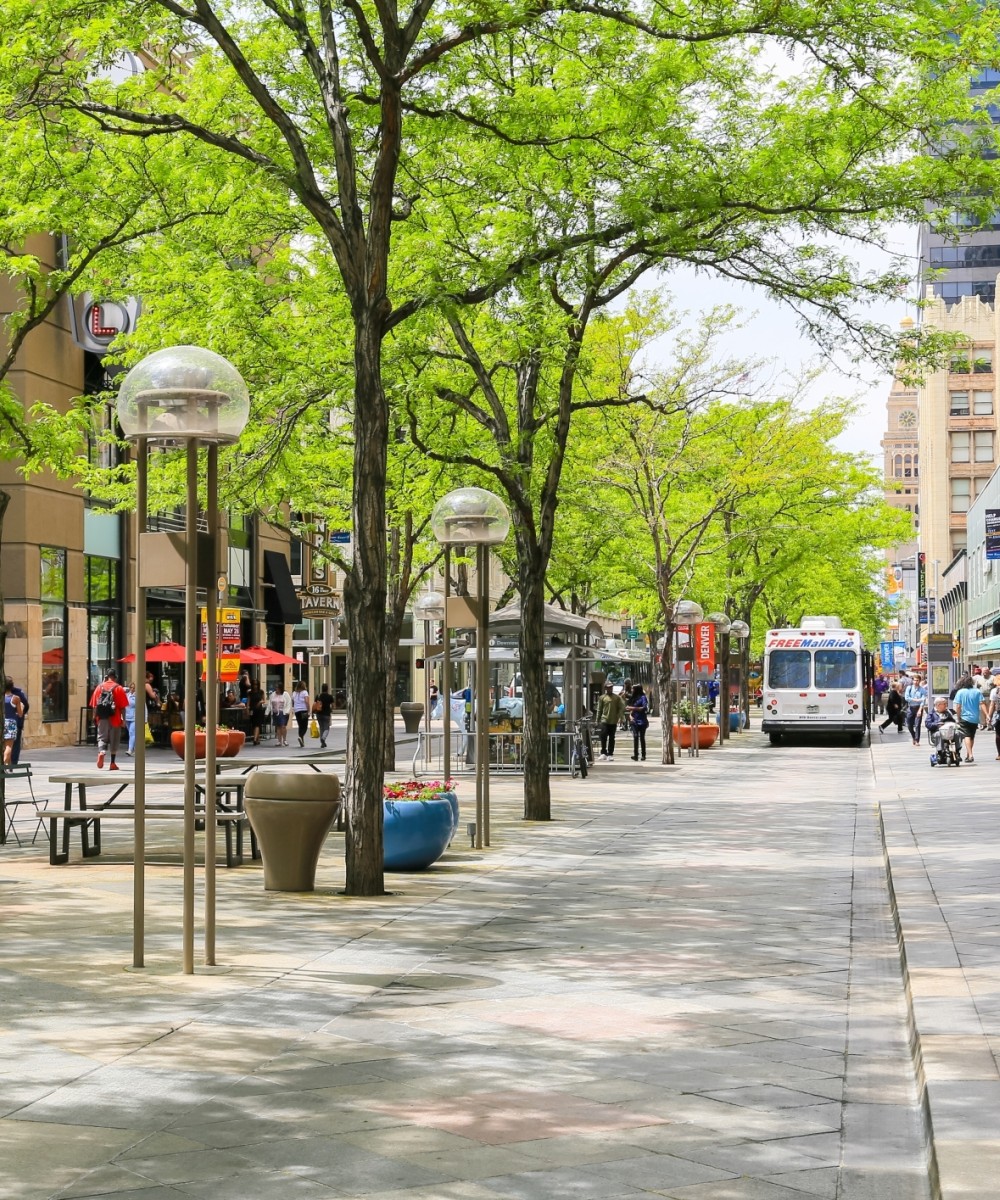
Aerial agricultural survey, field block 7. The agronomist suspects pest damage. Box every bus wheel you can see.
[768,732,782,746]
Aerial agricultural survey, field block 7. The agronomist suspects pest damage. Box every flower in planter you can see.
[383,779,457,802]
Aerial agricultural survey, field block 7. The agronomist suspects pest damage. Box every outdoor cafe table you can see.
[44,772,250,867]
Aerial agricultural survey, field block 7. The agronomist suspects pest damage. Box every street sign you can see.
[918,552,927,599]
[917,597,937,624]
[987,509,1000,560]
[624,628,641,641]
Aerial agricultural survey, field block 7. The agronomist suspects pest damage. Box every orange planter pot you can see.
[222,730,245,757]
[170,730,234,759]
[672,722,720,749]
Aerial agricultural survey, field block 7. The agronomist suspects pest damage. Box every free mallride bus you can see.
[761,617,873,745]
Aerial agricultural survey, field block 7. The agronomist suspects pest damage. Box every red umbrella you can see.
[119,642,205,663]
[240,646,300,665]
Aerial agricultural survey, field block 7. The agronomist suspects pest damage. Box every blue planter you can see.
[383,796,455,871]
[438,791,460,842]
[718,711,745,732]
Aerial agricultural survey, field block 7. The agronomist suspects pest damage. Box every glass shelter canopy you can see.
[116,346,250,445]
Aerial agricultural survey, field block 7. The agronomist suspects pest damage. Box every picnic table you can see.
[43,772,253,867]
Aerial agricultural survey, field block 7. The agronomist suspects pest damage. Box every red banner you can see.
[694,622,715,671]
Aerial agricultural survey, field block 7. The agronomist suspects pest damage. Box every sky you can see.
[643,227,918,464]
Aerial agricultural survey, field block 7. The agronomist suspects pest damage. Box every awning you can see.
[263,550,303,625]
[971,635,1000,654]
[427,645,586,665]
[488,601,604,643]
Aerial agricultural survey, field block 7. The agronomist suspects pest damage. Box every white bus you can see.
[761,617,872,745]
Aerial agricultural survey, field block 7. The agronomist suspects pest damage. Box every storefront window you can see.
[86,556,120,694]
[40,546,68,722]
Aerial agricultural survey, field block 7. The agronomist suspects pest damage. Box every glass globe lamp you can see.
[706,611,732,634]
[729,620,750,639]
[116,345,250,445]
[413,590,446,622]
[431,487,510,546]
[674,599,704,624]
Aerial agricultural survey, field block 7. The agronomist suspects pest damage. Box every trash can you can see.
[399,701,425,734]
[244,770,341,891]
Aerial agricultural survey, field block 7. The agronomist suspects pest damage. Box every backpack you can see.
[95,687,117,719]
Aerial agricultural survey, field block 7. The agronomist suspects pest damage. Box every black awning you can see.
[263,550,303,625]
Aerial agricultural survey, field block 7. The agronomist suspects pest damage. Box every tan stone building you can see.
[917,293,999,582]
[1,236,301,749]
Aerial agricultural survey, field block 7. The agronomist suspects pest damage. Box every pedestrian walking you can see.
[314,682,334,748]
[3,677,24,767]
[292,679,311,747]
[124,683,137,756]
[952,673,988,763]
[248,678,266,745]
[879,681,905,733]
[270,681,292,747]
[144,671,160,715]
[626,684,649,761]
[596,682,626,761]
[5,676,29,765]
[89,669,128,770]
[904,673,927,746]
[988,679,1000,759]
[872,673,889,715]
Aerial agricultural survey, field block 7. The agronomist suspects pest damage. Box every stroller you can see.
[929,712,963,767]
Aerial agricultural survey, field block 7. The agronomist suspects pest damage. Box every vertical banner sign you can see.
[879,641,894,671]
[917,552,927,599]
[986,510,1000,560]
[694,622,715,672]
[200,607,242,682]
[219,608,241,682]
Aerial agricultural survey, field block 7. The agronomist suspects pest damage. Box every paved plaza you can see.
[1,724,996,1199]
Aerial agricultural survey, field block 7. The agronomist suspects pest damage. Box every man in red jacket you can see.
[90,669,128,770]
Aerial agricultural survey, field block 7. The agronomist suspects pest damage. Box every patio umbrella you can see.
[240,646,300,665]
[119,642,205,663]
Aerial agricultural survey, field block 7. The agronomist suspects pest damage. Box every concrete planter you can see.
[399,702,425,734]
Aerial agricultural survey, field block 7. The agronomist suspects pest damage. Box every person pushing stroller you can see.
[926,696,963,767]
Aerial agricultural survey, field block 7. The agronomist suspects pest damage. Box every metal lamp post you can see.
[729,619,750,728]
[706,611,731,744]
[674,599,704,758]
[413,590,445,769]
[117,346,250,974]
[430,488,510,848]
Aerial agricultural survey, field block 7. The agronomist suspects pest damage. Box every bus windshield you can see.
[814,650,857,689]
[768,650,811,689]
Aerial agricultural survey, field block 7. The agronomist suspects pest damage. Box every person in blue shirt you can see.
[904,674,927,747]
[952,674,988,763]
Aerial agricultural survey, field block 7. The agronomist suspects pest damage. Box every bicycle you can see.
[571,720,590,778]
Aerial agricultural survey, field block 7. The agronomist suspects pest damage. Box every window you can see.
[903,453,913,477]
[976,430,994,462]
[937,282,997,303]
[767,650,811,690]
[952,432,970,462]
[951,478,971,512]
[974,350,994,374]
[814,651,858,690]
[975,390,994,415]
[40,546,68,722]
[893,454,902,477]
[930,245,1000,267]
[86,556,120,696]
[951,391,970,415]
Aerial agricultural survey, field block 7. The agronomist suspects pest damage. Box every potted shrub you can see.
[220,726,245,757]
[672,699,720,749]
[170,727,231,760]
[382,779,458,871]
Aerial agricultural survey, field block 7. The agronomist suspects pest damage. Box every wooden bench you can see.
[45,773,252,866]
[2,763,43,846]
[35,805,254,867]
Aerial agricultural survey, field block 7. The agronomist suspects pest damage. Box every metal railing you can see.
[412,728,577,777]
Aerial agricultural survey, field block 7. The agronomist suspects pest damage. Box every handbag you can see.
[144,721,154,746]
[309,715,320,738]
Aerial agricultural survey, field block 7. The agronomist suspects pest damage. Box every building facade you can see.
[0,235,301,748]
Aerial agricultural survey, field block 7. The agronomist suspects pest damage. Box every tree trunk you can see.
[658,621,676,766]
[343,316,388,896]
[519,546,551,821]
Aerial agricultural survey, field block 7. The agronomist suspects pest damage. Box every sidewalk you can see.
[873,725,1000,1199]
[0,725,965,1199]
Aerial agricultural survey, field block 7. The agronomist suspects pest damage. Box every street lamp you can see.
[431,488,510,848]
[729,619,750,727]
[673,600,703,758]
[117,346,249,974]
[413,590,445,769]
[706,612,732,744]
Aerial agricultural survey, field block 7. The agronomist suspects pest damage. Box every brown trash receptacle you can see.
[244,769,341,891]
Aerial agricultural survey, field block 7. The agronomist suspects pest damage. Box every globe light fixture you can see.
[117,345,250,445]
[730,620,750,638]
[674,598,704,624]
[413,590,446,622]
[706,611,731,635]
[431,487,511,546]
[117,345,250,976]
